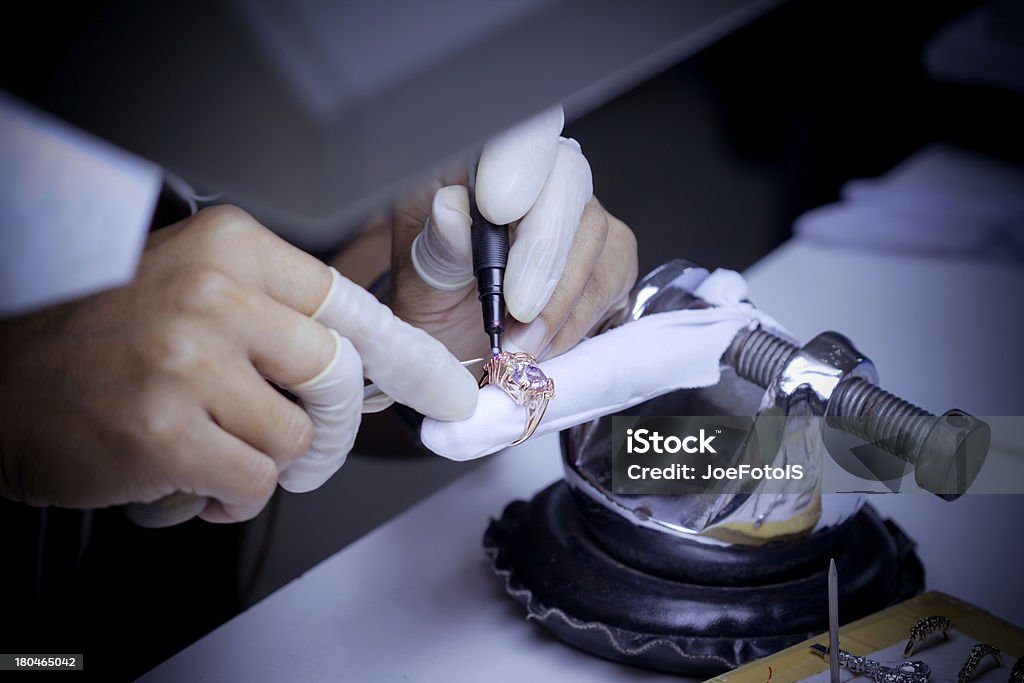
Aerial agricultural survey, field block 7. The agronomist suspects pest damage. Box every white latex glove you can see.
[399,105,633,364]
[478,107,594,323]
[128,265,478,526]
[421,270,786,461]
[280,266,478,492]
[412,106,589,321]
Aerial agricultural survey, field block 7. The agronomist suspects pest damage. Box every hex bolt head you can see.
[727,329,992,500]
[913,410,991,501]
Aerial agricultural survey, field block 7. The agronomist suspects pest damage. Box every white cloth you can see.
[421,269,781,461]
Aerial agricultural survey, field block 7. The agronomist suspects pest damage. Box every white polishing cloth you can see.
[421,269,783,461]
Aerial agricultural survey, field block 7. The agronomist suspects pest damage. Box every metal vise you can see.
[564,260,991,543]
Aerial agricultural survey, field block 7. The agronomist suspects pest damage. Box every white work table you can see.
[143,240,1024,682]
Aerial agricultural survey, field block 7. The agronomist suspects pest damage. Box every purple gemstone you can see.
[512,362,548,390]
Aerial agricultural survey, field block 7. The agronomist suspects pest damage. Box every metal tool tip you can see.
[827,557,840,683]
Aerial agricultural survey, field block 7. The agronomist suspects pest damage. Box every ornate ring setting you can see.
[904,615,953,656]
[479,351,554,446]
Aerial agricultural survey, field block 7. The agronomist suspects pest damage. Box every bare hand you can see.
[0,206,476,524]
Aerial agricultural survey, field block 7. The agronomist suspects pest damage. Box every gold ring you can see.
[479,351,554,446]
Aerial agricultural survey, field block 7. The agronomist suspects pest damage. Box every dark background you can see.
[3,0,1020,679]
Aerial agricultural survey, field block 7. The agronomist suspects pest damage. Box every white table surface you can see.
[143,240,1024,682]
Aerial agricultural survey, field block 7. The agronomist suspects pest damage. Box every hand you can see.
[0,206,477,525]
[389,106,639,362]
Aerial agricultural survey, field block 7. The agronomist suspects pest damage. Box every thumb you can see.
[410,185,474,290]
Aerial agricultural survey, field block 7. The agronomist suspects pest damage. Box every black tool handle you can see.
[471,203,508,271]
[470,201,508,351]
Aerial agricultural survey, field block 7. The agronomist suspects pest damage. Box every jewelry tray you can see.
[707,591,1024,683]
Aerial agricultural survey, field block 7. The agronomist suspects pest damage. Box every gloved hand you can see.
[390,106,639,363]
[0,206,477,526]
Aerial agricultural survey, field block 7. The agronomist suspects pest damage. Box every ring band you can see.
[479,351,554,446]
[904,615,953,656]
[957,643,1003,683]
[1009,657,1023,683]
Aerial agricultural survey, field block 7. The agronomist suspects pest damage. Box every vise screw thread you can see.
[729,328,932,465]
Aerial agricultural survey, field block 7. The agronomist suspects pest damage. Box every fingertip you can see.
[277,454,347,493]
[198,500,235,523]
[430,362,479,422]
[410,186,475,291]
[504,237,559,323]
[558,135,580,152]
[558,137,593,194]
[286,328,361,491]
[505,317,549,356]
[505,288,546,324]
[125,492,208,528]
[361,391,396,413]
[290,328,343,390]
[433,184,469,220]
[430,185,472,253]
[199,496,271,524]
[409,354,478,422]
[311,267,343,322]
[477,105,564,225]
